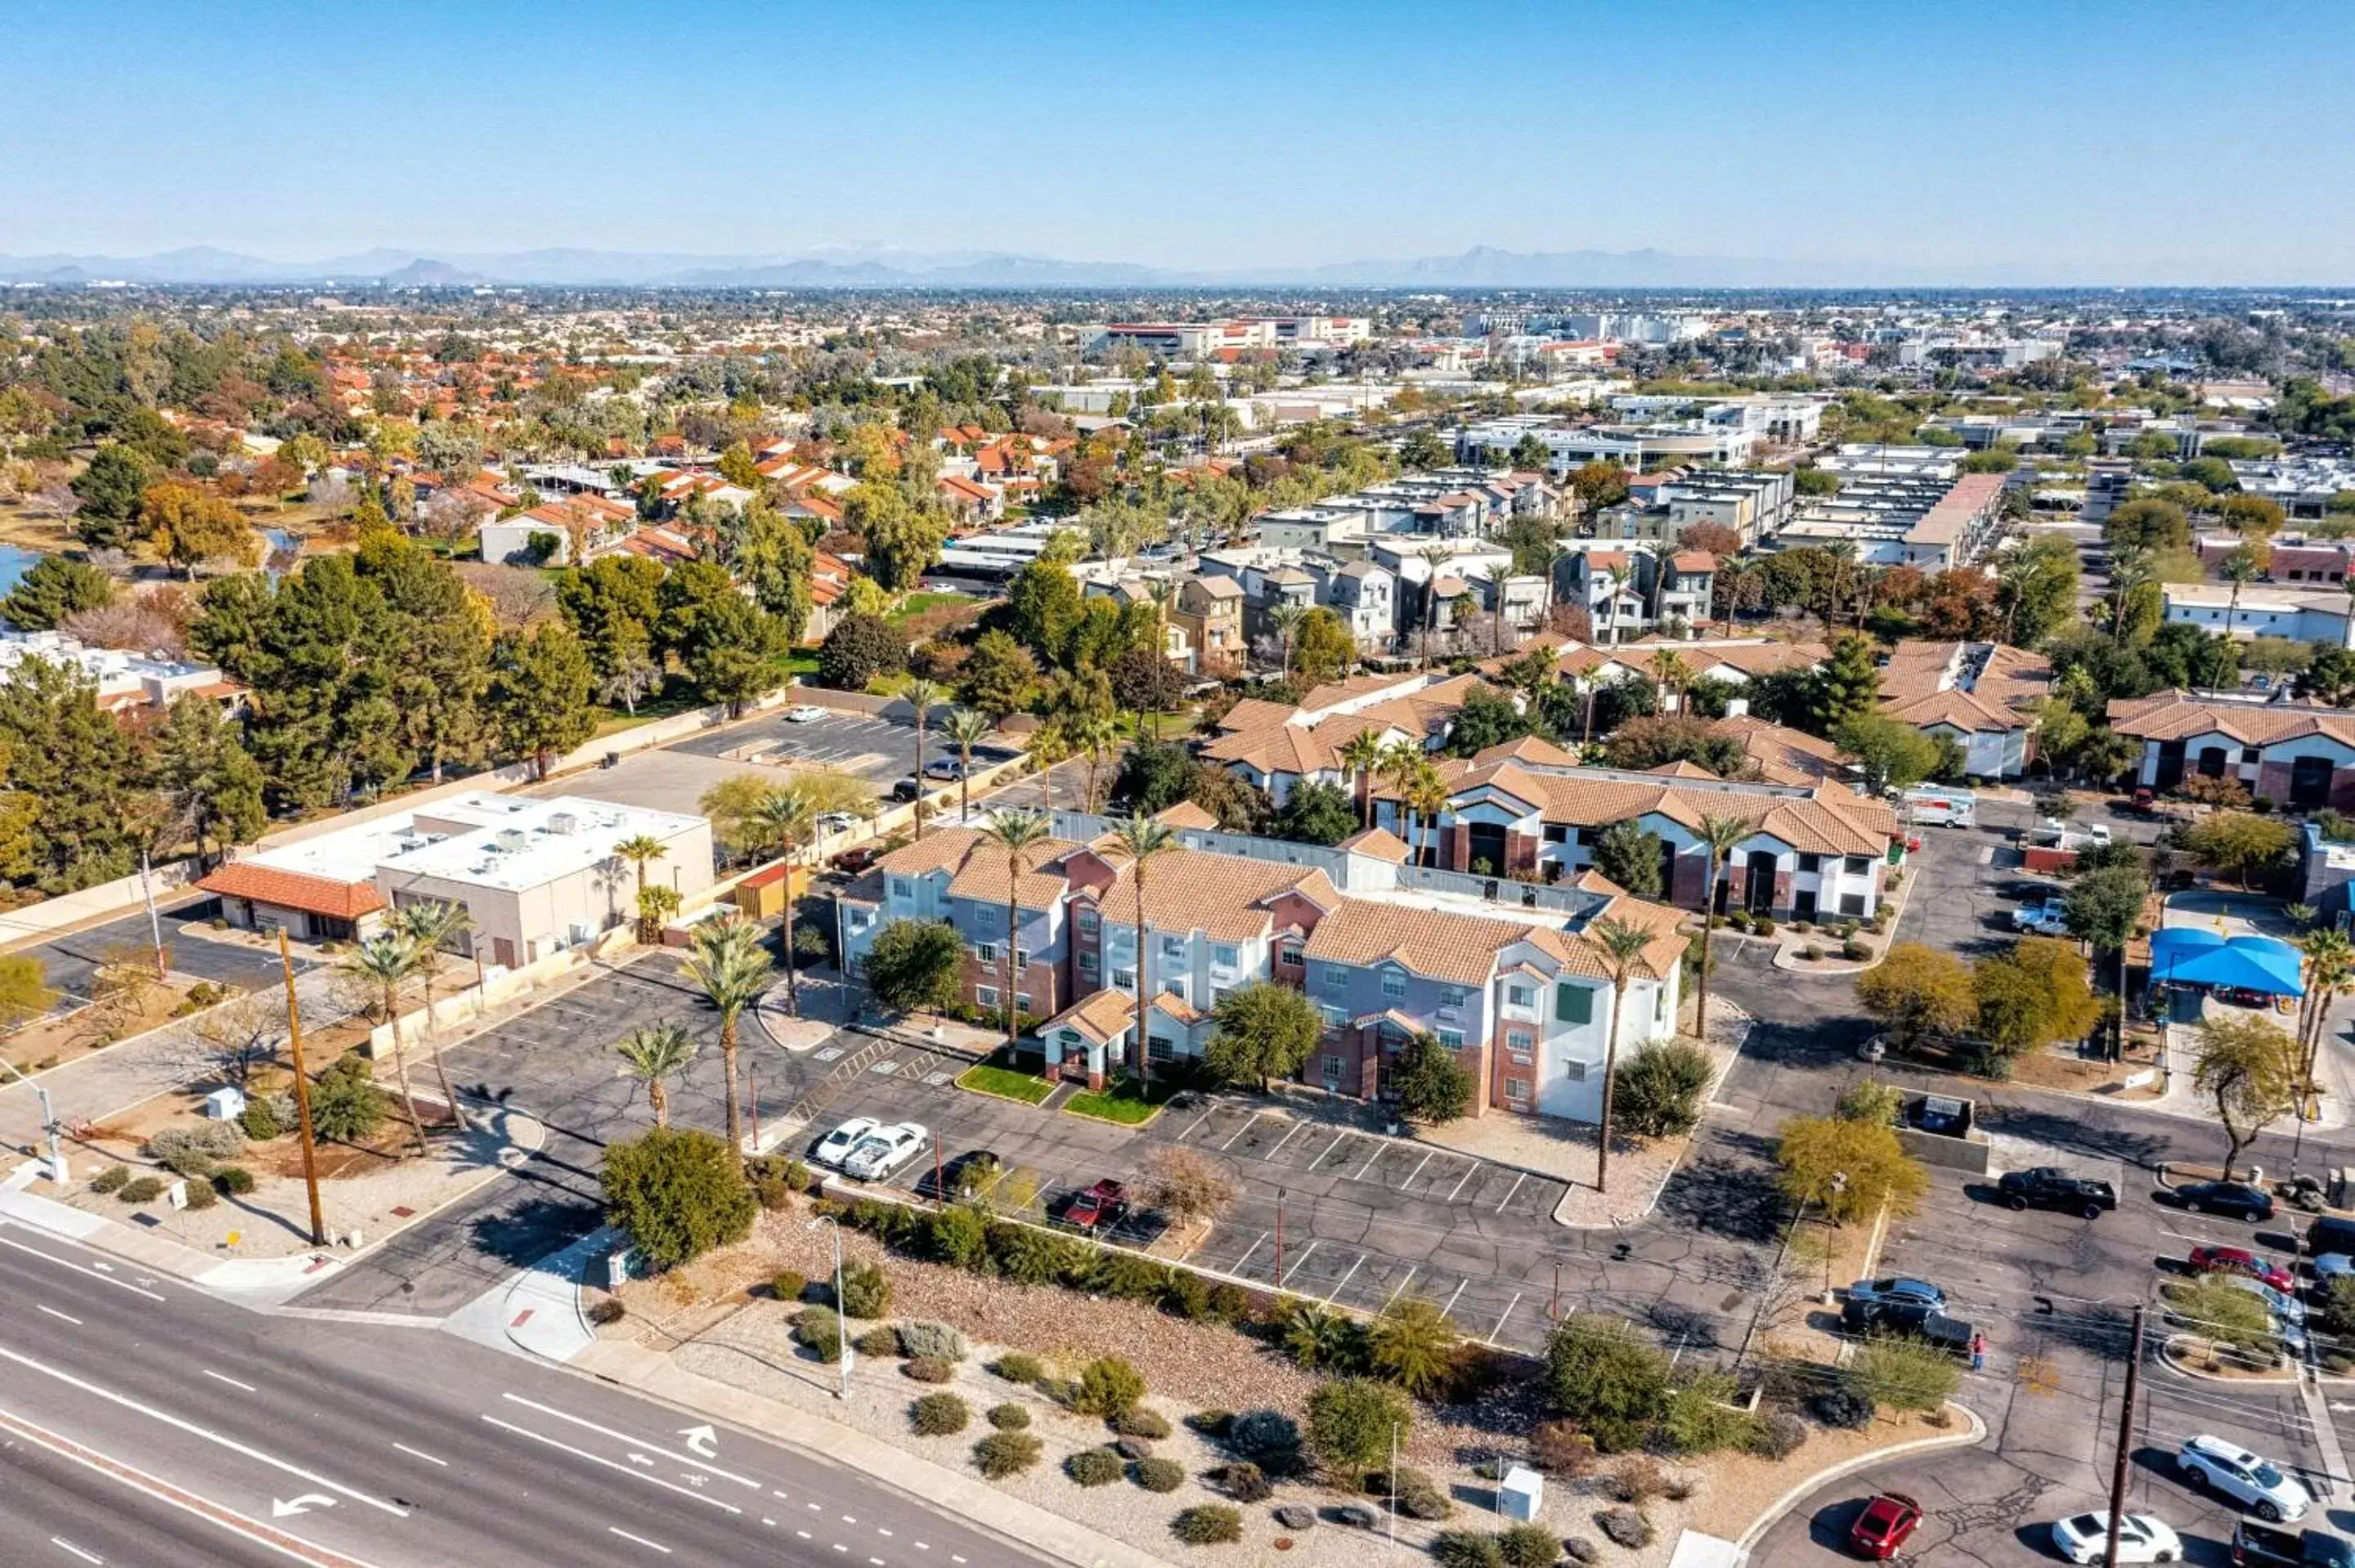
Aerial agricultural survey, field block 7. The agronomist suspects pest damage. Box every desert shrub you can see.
[1115,1408,1172,1440]
[181,1180,218,1210]
[118,1175,168,1203]
[1659,1369,1760,1455]
[239,1099,284,1140]
[1163,1270,1215,1320]
[1435,1530,1507,1568]
[1065,1446,1125,1487]
[1812,1387,1875,1429]
[212,1164,255,1194]
[147,1122,245,1177]
[1210,1462,1272,1503]
[91,1163,131,1194]
[1096,1252,1169,1301]
[1072,1356,1146,1420]
[834,1258,892,1318]
[1801,944,1824,961]
[772,1269,807,1302]
[1531,1418,1597,1478]
[904,1356,954,1384]
[1610,1040,1715,1140]
[1392,1468,1453,1521]
[1134,1456,1186,1493]
[1848,1334,1959,1414]
[1227,1409,1300,1461]
[855,1327,900,1358]
[1499,1523,1563,1568]
[911,1393,969,1436]
[308,1052,386,1142]
[1611,1457,1673,1505]
[972,1431,1043,1479]
[896,1319,967,1361]
[601,1126,756,1272]
[1209,1284,1252,1324]
[1447,1345,1517,1403]
[1842,940,1870,961]
[751,1172,795,1211]
[587,1298,627,1326]
[1751,1410,1809,1459]
[987,1403,1030,1431]
[1543,1314,1670,1452]
[1308,1378,1414,1472]
[1188,1409,1235,1437]
[926,1203,989,1269]
[1173,1506,1244,1546]
[991,1351,1045,1385]
[793,1306,845,1364]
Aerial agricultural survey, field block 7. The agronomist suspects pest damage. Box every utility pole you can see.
[0,1057,64,1184]
[746,1067,760,1155]
[140,849,167,981]
[279,930,326,1248]
[2102,1303,2146,1568]
[1273,1189,1285,1288]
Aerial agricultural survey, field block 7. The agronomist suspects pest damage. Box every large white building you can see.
[0,630,244,715]
[200,792,713,963]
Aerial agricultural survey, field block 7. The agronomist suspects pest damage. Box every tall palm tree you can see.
[1417,544,1451,667]
[612,1024,698,1127]
[1110,814,1178,1083]
[1070,710,1121,813]
[1645,649,1692,713]
[1822,540,1859,631]
[2292,928,2355,1170]
[684,917,774,1162]
[1338,730,1387,831]
[1406,764,1450,871]
[1376,740,1423,843]
[942,707,993,822]
[1586,914,1658,1196]
[1267,602,1308,685]
[2106,544,2154,638]
[977,809,1054,1056]
[392,898,474,1128]
[2220,548,2261,646]
[1691,814,1751,1046]
[750,788,817,1013]
[339,931,430,1154]
[1029,719,1071,813]
[615,834,668,940]
[904,678,942,839]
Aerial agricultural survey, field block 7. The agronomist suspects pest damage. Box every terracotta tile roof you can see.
[1648,760,1719,779]
[1472,737,1581,768]
[1338,827,1414,863]
[199,862,385,921]
[1710,715,1844,786]
[866,827,1087,911]
[1151,992,1204,1025]
[1043,988,1137,1046]
[1670,552,1718,573]
[1086,846,1337,943]
[1303,899,1534,988]
[2107,690,2355,746]
[1152,800,1220,830]
[1407,760,1897,858]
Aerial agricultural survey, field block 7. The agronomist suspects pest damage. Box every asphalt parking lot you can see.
[793,1055,1779,1358]
[10,898,310,1006]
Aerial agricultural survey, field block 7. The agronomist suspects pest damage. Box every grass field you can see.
[955,1063,1056,1105]
[1063,1077,1170,1126]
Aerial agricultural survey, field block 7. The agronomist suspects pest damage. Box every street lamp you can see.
[806,1213,852,1401]
[0,1057,64,1184]
[1823,1171,1848,1297]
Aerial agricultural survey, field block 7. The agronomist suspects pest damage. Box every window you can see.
[1322,1054,1345,1081]
[1575,827,1599,848]
[1542,823,1568,844]
[1320,1005,1348,1028]
[1797,853,1822,874]
[1015,948,1031,972]
[1507,1029,1534,1052]
[1562,1060,1587,1082]
[1437,1029,1465,1051]
[1147,1036,1176,1063]
[1213,945,1237,969]
[976,985,999,1008]
[976,942,998,965]
[1844,855,1870,876]
[1504,1077,1530,1103]
[1112,969,1136,990]
[1506,983,1533,1010]
[1555,984,1593,1024]
[1380,968,1406,999]
[1840,892,1867,917]
[1078,950,1099,974]
[1077,908,1098,934]
[1161,978,1186,999]
[1439,985,1469,1009]
[1279,941,1304,966]
[1162,935,1186,959]
[1322,965,1348,992]
[887,876,913,900]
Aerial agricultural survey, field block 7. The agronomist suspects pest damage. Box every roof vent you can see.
[494,828,527,852]
[548,813,576,836]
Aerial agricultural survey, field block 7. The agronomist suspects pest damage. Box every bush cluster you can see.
[990,1351,1044,1385]
[1172,1506,1243,1546]
[212,1165,255,1195]
[911,1393,969,1436]
[91,1163,131,1194]
[147,1122,246,1178]
[1065,1447,1124,1487]
[987,1403,1030,1431]
[1133,1456,1185,1493]
[972,1431,1043,1479]
[903,1356,955,1384]
[118,1175,168,1203]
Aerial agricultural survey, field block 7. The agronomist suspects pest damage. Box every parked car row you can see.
[810,1116,931,1181]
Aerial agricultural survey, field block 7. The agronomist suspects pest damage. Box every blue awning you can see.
[2157,933,2306,997]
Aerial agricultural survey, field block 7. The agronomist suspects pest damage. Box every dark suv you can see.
[2174,1180,2276,1221]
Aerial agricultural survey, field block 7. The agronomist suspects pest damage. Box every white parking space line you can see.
[1494,1172,1527,1213]
[1228,1231,1269,1276]
[1402,1150,1434,1190]
[1323,1253,1366,1305]
[1263,1121,1308,1161]
[1278,1240,1321,1288]
[1442,1278,1470,1318]
[1313,1130,1353,1167]
[1219,1113,1268,1152]
[1351,1143,1384,1182]
[1492,1292,1522,1342]
[1447,1163,1482,1203]
[1380,1267,1420,1308]
[1176,1108,1218,1142]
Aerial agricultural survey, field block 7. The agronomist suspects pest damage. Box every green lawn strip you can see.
[1062,1078,1171,1126]
[955,1063,1056,1105]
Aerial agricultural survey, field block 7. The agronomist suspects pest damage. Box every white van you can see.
[1899,786,1976,828]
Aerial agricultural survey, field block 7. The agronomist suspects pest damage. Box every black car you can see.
[1845,1299,1977,1360]
[2233,1521,2355,1568]
[940,1149,1003,1200]
[2306,1215,2355,1257]
[1998,1167,2118,1218]
[2173,1180,2276,1221]
[890,777,923,802]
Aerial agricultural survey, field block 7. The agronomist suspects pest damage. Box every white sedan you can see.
[841,1122,930,1181]
[784,705,828,724]
[814,1116,880,1169]
[2049,1512,2182,1565]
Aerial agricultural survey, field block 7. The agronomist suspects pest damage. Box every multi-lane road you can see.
[0,1222,1027,1568]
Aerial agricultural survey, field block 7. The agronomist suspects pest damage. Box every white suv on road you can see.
[2175,1434,2312,1521]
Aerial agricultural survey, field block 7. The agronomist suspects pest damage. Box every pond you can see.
[0,544,38,595]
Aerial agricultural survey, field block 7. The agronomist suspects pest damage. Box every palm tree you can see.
[615,834,668,940]
[749,788,817,1013]
[2292,928,2354,1172]
[1822,540,1859,631]
[1406,764,1450,871]
[1691,815,1751,1046]
[1029,719,1071,813]
[612,1024,697,1127]
[339,931,430,1154]
[1376,740,1423,844]
[1586,915,1658,1195]
[684,917,774,1162]
[977,809,1054,1056]
[1070,710,1121,813]
[1417,544,1451,667]
[2220,547,2262,645]
[637,882,681,936]
[1110,814,1178,1083]
[1267,602,1308,684]
[942,708,992,822]
[1645,649,1692,713]
[904,678,942,839]
[1338,729,1387,831]
[2106,544,2154,638]
[392,898,474,1127]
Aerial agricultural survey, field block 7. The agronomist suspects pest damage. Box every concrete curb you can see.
[1734,1400,1988,1552]
[502,1224,608,1363]
[2156,1332,2299,1385]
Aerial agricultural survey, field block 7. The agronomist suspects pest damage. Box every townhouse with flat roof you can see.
[832,813,1685,1123]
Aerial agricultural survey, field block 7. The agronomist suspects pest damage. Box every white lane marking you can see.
[200,1369,257,1393]
[773,1489,792,1500]
[842,1515,858,1525]
[392,1443,447,1467]
[878,1528,894,1537]
[915,1543,930,1551]
[50,1540,101,1565]
[1402,1150,1435,1190]
[498,1394,760,1489]
[1218,1112,1263,1151]
[1492,1292,1523,1341]
[809,1502,822,1512]
[479,1416,742,1514]
[37,1305,82,1326]
[1311,1129,1352,1167]
[1263,1121,1307,1161]
[1446,1163,1481,1203]
[1176,1108,1217,1142]
[1323,1252,1366,1306]
[1351,1141,1384,1182]
[1228,1230,1269,1276]
[608,1525,673,1555]
[0,1232,166,1301]
[1495,1172,1527,1214]
[798,1530,814,1540]
[0,1346,406,1516]
[1277,1239,1321,1287]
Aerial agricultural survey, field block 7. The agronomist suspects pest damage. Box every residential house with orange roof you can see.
[2110,689,2355,808]
[832,817,1684,1122]
[1877,640,2054,779]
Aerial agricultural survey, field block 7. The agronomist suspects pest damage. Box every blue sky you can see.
[2,0,2348,280]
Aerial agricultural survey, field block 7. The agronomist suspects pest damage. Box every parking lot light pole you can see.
[809,1214,851,1400]
[0,1057,63,1184]
[2102,1303,2145,1568]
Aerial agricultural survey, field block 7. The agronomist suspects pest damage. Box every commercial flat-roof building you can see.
[0,630,244,715]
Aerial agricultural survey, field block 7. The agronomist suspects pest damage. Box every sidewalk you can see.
[572,1337,1170,1568]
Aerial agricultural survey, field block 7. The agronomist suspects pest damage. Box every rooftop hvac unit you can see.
[494,828,527,852]
[547,813,576,836]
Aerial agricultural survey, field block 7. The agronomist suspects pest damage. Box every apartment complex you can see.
[2111,691,2355,809]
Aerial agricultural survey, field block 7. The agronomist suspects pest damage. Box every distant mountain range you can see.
[0,243,2311,289]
